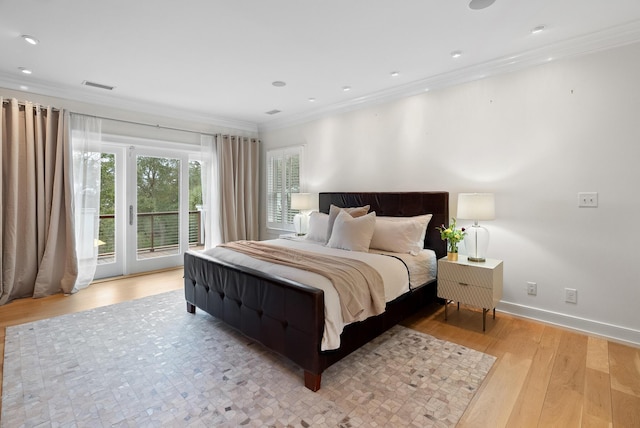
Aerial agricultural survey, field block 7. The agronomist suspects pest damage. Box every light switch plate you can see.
[565,288,578,303]
[578,192,598,207]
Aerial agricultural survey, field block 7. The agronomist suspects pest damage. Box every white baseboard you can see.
[498,301,640,347]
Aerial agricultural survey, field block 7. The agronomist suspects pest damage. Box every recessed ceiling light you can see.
[19,85,29,91]
[342,86,351,92]
[18,67,32,74]
[451,50,462,59]
[531,25,545,34]
[308,98,316,102]
[21,35,39,45]
[391,71,399,77]
[469,0,496,10]
[272,81,286,87]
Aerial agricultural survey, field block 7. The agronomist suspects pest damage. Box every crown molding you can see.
[0,74,259,133]
[258,19,640,132]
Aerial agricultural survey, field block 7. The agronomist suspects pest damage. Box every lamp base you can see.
[293,213,309,235]
[463,224,490,263]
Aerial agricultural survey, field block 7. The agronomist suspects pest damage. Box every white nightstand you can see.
[437,255,504,331]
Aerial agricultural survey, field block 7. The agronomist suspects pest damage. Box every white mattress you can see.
[195,238,436,350]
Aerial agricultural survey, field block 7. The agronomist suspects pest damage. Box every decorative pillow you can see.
[326,210,377,252]
[370,214,433,255]
[305,212,329,243]
[326,204,370,242]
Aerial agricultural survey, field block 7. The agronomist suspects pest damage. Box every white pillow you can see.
[370,214,433,255]
[305,212,329,243]
[327,210,376,252]
[326,204,370,242]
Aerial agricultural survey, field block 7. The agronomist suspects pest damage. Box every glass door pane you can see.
[136,155,181,260]
[94,147,125,280]
[188,160,204,251]
[98,153,116,265]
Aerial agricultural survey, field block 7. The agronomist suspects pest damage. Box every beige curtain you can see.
[216,134,260,242]
[0,98,77,304]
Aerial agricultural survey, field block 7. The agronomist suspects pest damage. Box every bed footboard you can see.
[183,251,326,390]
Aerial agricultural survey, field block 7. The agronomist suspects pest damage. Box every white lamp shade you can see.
[457,193,495,221]
[291,193,314,211]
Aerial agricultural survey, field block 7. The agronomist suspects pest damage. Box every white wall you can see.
[259,42,640,346]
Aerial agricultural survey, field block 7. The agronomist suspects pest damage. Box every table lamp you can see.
[457,193,495,262]
[291,193,313,235]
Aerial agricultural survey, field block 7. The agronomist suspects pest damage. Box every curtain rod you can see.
[70,111,216,137]
[3,100,257,140]
[2,99,61,112]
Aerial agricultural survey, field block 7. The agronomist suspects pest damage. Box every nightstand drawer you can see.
[438,262,498,289]
[438,279,497,309]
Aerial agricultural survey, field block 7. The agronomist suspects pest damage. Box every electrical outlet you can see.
[565,288,577,303]
[527,281,537,296]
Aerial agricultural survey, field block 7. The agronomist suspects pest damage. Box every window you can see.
[266,146,303,231]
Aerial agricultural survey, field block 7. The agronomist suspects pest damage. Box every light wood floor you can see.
[0,269,638,427]
[404,303,640,427]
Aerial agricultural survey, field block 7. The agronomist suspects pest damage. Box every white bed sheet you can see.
[196,238,435,350]
[370,248,437,289]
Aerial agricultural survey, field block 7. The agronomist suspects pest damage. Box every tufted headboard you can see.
[318,191,449,260]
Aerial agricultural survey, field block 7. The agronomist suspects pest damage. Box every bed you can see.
[183,191,448,391]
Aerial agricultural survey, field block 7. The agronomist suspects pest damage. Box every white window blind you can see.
[266,146,303,231]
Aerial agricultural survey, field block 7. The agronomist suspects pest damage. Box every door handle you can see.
[129,205,133,225]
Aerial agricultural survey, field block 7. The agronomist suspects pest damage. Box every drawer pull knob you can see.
[459,282,469,286]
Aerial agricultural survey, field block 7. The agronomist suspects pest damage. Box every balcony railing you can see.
[97,210,203,261]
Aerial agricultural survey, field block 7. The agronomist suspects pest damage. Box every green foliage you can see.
[189,160,202,210]
[98,154,204,256]
[436,218,467,253]
[100,153,115,215]
[137,156,179,213]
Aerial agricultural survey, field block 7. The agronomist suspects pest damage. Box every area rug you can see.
[2,290,495,427]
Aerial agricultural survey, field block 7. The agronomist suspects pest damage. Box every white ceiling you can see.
[2,0,640,131]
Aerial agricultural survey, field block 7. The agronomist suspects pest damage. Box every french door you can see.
[95,144,202,279]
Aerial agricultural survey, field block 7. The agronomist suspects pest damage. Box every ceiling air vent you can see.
[82,80,115,91]
[265,109,281,115]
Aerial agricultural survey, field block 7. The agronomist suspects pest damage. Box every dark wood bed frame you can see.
[184,191,448,391]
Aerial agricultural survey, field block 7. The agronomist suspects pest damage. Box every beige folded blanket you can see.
[219,241,386,323]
